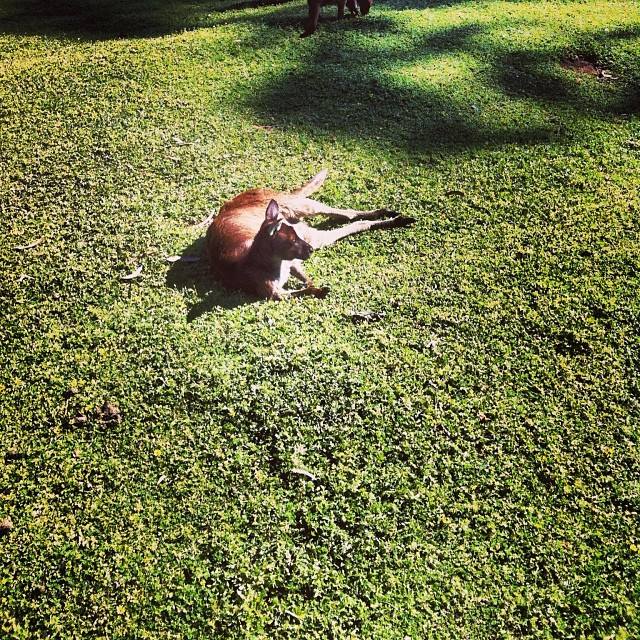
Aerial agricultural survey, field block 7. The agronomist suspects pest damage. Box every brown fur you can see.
[206,170,414,301]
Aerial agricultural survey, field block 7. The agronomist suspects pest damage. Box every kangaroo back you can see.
[206,171,326,267]
[206,188,277,266]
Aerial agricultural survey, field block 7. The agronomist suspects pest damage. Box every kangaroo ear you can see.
[268,220,283,237]
[265,199,280,222]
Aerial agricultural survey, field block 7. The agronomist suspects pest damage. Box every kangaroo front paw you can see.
[313,285,330,299]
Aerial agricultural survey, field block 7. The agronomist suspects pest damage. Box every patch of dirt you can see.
[68,402,122,428]
[561,54,617,80]
[98,402,122,424]
[562,54,599,75]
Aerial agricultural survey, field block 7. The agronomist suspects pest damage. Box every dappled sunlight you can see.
[235,1,640,151]
[390,53,479,88]
[385,55,556,148]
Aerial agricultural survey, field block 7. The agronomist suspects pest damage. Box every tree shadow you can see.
[244,18,640,152]
[212,0,297,13]
[381,0,475,9]
[0,0,512,42]
[0,0,471,39]
[164,235,252,320]
[245,21,556,153]
[493,25,640,115]
[0,0,230,40]
[213,0,468,17]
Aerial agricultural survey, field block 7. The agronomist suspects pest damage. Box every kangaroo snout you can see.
[298,239,313,260]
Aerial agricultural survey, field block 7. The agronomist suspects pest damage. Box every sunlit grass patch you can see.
[394,53,478,87]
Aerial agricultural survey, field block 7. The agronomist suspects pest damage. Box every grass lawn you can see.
[1,0,640,637]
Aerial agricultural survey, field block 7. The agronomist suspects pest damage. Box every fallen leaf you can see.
[291,468,317,481]
[598,69,618,80]
[165,255,200,263]
[285,609,303,622]
[0,517,13,536]
[121,265,143,281]
[426,337,439,350]
[13,238,44,250]
[98,402,122,424]
[172,135,192,146]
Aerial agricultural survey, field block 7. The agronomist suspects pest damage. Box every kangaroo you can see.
[301,0,372,37]
[205,170,414,301]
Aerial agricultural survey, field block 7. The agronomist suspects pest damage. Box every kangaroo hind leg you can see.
[303,214,415,250]
[291,198,400,221]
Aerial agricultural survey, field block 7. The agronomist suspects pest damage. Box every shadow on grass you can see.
[0,0,234,39]
[0,0,507,39]
[0,0,428,38]
[246,21,552,152]
[493,26,640,114]
[5,0,638,133]
[165,236,251,320]
[242,19,640,152]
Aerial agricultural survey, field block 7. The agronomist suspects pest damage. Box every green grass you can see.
[1,0,640,637]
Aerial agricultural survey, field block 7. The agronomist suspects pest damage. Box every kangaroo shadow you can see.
[165,236,252,320]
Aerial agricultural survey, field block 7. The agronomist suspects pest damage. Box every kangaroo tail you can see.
[291,169,328,197]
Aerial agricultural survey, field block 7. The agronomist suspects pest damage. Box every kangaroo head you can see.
[259,200,313,261]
